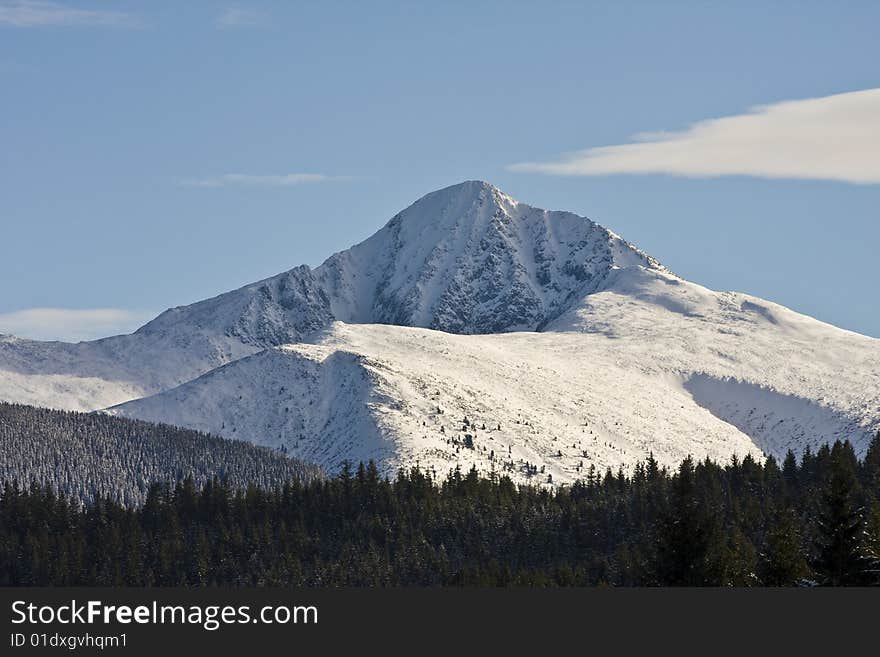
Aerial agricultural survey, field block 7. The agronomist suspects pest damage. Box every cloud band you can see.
[0,308,155,342]
[509,88,880,184]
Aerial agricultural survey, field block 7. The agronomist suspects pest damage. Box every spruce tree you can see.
[762,508,810,585]
[654,456,714,585]
[814,443,871,585]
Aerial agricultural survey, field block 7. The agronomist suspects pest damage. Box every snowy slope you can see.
[0,326,262,411]
[108,321,763,483]
[2,181,879,484]
[108,275,880,485]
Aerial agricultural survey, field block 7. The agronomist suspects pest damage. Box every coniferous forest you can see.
[2,434,880,587]
[0,403,322,506]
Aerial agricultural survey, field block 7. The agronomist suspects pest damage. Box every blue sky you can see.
[1,1,879,339]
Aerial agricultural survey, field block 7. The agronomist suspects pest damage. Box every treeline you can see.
[2,436,880,586]
[0,402,322,506]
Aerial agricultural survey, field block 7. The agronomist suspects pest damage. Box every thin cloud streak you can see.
[179,173,351,188]
[0,1,141,28]
[216,7,269,29]
[0,308,155,342]
[510,88,880,184]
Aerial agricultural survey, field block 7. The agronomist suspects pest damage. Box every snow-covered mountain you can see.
[2,181,878,484]
[0,181,655,409]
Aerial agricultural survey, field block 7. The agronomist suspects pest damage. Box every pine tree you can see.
[814,442,871,586]
[762,508,810,585]
[654,456,714,585]
[717,527,759,586]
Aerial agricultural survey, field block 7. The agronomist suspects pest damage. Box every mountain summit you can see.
[139,180,662,346]
[1,182,878,483]
[315,180,661,333]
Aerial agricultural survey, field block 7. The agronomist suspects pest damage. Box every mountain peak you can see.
[432,179,504,196]
[134,182,661,345]
[404,180,519,217]
[313,181,656,333]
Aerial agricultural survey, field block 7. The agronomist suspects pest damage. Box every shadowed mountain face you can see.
[137,264,334,348]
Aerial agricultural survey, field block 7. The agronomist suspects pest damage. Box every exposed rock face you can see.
[315,180,659,333]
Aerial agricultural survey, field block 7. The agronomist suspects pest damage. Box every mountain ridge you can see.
[0,180,667,411]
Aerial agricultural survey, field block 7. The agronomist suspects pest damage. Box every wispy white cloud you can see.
[0,308,154,342]
[179,173,350,188]
[509,88,880,185]
[0,1,141,28]
[216,7,268,29]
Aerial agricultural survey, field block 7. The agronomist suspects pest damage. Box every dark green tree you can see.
[654,457,715,585]
[761,508,810,585]
[813,443,871,585]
